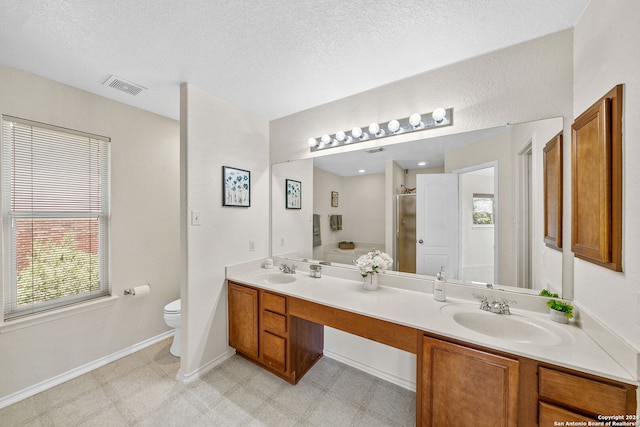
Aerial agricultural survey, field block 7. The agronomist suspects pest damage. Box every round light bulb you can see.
[307,137,317,148]
[409,113,422,128]
[432,107,447,124]
[336,130,346,142]
[351,127,363,139]
[321,134,331,146]
[368,122,381,136]
[387,119,400,133]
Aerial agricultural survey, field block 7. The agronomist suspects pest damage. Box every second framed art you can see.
[331,191,339,207]
[286,179,301,209]
[223,166,251,207]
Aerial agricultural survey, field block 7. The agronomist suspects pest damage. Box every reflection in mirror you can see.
[273,117,564,297]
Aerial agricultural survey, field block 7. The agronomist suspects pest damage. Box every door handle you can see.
[418,239,424,244]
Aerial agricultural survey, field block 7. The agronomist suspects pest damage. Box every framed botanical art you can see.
[223,166,251,207]
[286,179,301,209]
[331,191,339,207]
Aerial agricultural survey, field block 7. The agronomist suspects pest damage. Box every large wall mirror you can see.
[272,117,565,297]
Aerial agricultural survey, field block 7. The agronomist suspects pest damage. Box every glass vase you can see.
[363,273,378,291]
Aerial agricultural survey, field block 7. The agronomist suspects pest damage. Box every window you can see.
[472,193,494,225]
[2,116,110,320]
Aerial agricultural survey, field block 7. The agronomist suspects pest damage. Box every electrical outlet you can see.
[249,240,255,252]
[280,237,285,246]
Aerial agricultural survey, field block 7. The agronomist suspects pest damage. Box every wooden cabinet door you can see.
[421,336,519,427]
[228,282,259,359]
[539,402,596,426]
[262,331,287,372]
[544,132,563,250]
[571,85,623,271]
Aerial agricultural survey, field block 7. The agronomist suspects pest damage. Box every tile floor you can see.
[1,338,416,426]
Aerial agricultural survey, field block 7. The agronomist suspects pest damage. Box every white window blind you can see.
[2,116,110,320]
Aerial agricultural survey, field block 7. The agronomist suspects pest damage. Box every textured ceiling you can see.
[0,1,589,121]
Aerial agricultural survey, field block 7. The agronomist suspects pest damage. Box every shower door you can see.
[396,194,416,273]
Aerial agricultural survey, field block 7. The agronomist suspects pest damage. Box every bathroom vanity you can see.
[226,264,637,426]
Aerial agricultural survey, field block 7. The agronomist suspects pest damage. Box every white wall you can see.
[180,83,269,378]
[270,30,573,164]
[342,174,386,245]
[272,160,313,259]
[313,167,344,259]
[459,173,495,283]
[313,169,386,251]
[509,117,564,295]
[573,0,640,352]
[445,133,514,285]
[0,65,180,400]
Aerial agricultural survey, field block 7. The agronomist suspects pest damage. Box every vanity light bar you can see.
[308,107,453,152]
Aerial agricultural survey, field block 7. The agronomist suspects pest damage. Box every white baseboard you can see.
[176,349,236,384]
[0,330,174,410]
[323,349,416,392]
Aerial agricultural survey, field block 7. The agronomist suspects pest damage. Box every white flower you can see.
[354,250,393,277]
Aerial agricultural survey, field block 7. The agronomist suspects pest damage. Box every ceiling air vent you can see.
[365,147,385,154]
[103,75,147,96]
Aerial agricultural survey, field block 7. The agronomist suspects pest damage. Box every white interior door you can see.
[416,174,459,278]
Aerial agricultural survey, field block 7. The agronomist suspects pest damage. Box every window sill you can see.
[0,295,119,334]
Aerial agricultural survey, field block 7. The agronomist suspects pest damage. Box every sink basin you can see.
[441,304,572,346]
[249,271,297,285]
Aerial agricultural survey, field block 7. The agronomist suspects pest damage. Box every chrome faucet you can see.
[477,295,491,312]
[279,264,296,274]
[474,295,513,315]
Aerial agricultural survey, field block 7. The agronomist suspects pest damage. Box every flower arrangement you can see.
[354,249,393,278]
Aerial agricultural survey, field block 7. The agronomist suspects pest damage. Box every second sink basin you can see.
[441,304,572,346]
[249,271,297,285]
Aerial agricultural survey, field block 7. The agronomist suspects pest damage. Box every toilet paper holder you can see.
[124,284,151,296]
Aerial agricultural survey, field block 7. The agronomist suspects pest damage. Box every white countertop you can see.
[226,264,637,386]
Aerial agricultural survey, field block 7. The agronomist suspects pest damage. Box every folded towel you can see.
[313,214,322,247]
[330,214,343,231]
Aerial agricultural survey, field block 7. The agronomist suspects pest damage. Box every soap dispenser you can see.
[434,266,447,302]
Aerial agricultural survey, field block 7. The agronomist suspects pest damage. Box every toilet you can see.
[163,299,181,357]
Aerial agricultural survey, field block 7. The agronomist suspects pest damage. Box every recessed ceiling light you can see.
[358,169,366,173]
[418,161,427,166]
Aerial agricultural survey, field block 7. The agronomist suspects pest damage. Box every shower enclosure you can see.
[395,194,416,273]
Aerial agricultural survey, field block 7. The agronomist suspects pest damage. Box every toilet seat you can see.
[164,299,181,314]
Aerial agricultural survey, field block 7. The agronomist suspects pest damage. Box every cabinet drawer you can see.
[539,402,595,426]
[263,292,287,314]
[263,311,287,335]
[262,331,287,372]
[539,367,628,415]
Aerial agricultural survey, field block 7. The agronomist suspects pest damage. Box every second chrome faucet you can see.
[279,264,296,274]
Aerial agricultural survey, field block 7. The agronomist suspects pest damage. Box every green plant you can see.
[16,235,99,306]
[539,289,573,319]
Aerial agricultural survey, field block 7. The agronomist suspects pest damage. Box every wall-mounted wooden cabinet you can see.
[571,85,623,271]
[544,132,563,250]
